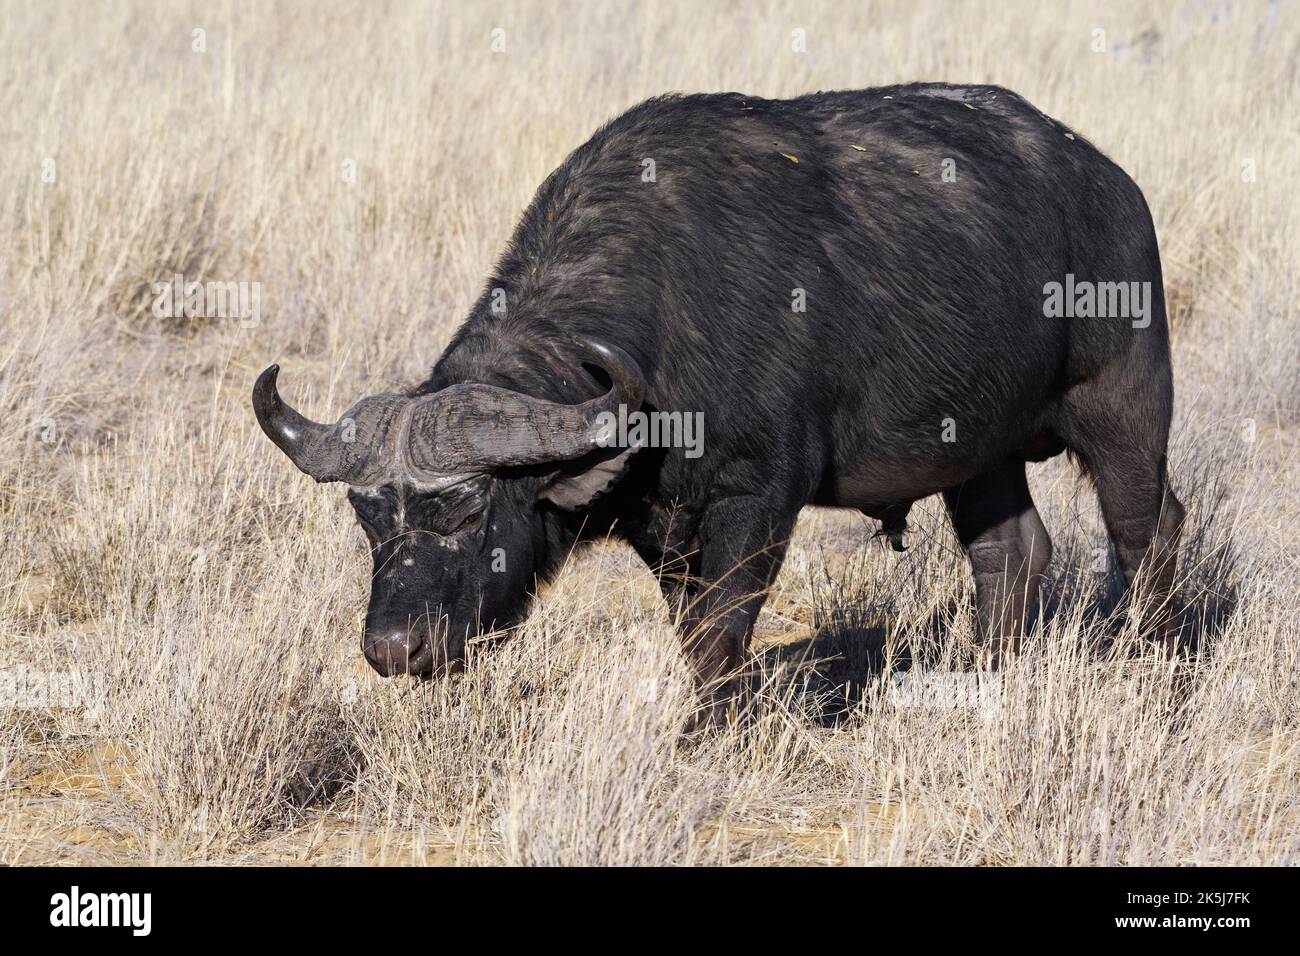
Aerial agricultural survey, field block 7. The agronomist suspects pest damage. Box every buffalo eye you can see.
[452,511,482,535]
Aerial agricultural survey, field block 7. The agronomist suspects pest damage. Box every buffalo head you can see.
[252,340,644,676]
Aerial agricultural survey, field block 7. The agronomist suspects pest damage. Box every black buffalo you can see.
[254,84,1184,717]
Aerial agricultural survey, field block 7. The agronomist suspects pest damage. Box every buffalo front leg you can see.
[679,494,795,729]
[943,461,1052,668]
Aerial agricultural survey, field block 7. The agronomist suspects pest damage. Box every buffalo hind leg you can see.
[680,494,795,730]
[1088,452,1185,653]
[944,461,1052,668]
[1061,365,1186,652]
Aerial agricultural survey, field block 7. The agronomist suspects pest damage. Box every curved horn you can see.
[576,338,645,414]
[406,338,646,473]
[253,365,360,483]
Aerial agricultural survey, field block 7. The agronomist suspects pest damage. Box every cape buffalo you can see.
[254,84,1184,718]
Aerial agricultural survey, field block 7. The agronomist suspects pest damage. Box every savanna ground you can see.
[1,0,1297,866]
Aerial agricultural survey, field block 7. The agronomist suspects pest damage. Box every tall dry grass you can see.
[0,0,1296,864]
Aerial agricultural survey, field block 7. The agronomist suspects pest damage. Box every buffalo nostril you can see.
[363,629,422,676]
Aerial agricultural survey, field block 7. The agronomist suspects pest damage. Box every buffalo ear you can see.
[538,444,640,510]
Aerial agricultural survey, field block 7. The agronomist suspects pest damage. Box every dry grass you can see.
[1,0,1296,865]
